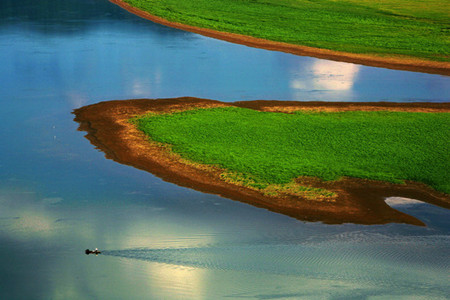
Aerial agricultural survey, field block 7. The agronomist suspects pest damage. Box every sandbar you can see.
[73,97,450,225]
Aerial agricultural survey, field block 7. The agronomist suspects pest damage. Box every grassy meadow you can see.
[123,0,449,62]
[135,107,450,194]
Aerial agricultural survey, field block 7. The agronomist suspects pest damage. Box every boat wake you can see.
[103,236,449,295]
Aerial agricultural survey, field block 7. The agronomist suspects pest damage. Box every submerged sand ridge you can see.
[73,97,450,225]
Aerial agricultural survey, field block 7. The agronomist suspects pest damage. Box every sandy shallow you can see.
[109,0,450,75]
[73,97,450,225]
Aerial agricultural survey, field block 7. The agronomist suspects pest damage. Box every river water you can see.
[0,0,449,299]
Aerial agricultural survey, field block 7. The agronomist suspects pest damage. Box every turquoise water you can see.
[0,0,449,299]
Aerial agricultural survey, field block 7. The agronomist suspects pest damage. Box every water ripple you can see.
[104,236,449,296]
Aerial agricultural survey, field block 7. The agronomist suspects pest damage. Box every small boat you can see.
[85,248,101,255]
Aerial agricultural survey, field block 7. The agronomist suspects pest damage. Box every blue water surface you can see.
[0,0,449,299]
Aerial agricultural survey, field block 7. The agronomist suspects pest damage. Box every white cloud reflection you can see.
[290,60,360,100]
[0,190,59,238]
[311,60,360,90]
[66,91,88,108]
[130,70,163,98]
[144,263,207,298]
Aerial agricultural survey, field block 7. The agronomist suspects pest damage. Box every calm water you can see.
[0,0,449,299]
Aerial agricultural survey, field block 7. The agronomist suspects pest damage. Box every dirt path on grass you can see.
[109,0,449,75]
[73,97,450,225]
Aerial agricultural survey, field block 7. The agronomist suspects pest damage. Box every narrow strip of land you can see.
[73,97,450,225]
[109,0,450,75]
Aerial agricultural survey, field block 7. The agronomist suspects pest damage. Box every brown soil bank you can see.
[73,97,450,226]
[109,0,450,75]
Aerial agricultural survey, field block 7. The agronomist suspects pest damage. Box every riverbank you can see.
[109,0,450,75]
[73,97,450,225]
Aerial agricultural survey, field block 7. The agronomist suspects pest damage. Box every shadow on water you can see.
[0,0,121,22]
[0,0,188,38]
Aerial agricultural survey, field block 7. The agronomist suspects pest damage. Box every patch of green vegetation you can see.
[123,0,449,62]
[135,107,450,194]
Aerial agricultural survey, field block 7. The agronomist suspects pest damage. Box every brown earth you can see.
[109,0,450,75]
[73,97,450,226]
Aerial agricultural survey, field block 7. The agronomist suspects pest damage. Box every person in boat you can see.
[85,248,101,255]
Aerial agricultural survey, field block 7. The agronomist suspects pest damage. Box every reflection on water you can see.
[1,183,449,298]
[291,60,360,91]
[311,60,360,91]
[1,0,449,298]
[290,60,361,100]
[1,0,449,103]
[106,240,449,281]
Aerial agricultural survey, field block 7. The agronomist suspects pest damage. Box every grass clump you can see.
[135,107,450,194]
[123,0,449,62]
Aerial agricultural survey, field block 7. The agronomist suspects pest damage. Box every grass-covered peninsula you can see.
[74,98,450,225]
[136,107,450,195]
[119,0,449,63]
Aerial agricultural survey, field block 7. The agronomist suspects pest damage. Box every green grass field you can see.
[135,107,450,194]
[123,0,449,62]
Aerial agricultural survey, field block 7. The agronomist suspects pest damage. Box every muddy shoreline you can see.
[109,0,449,75]
[73,97,450,225]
